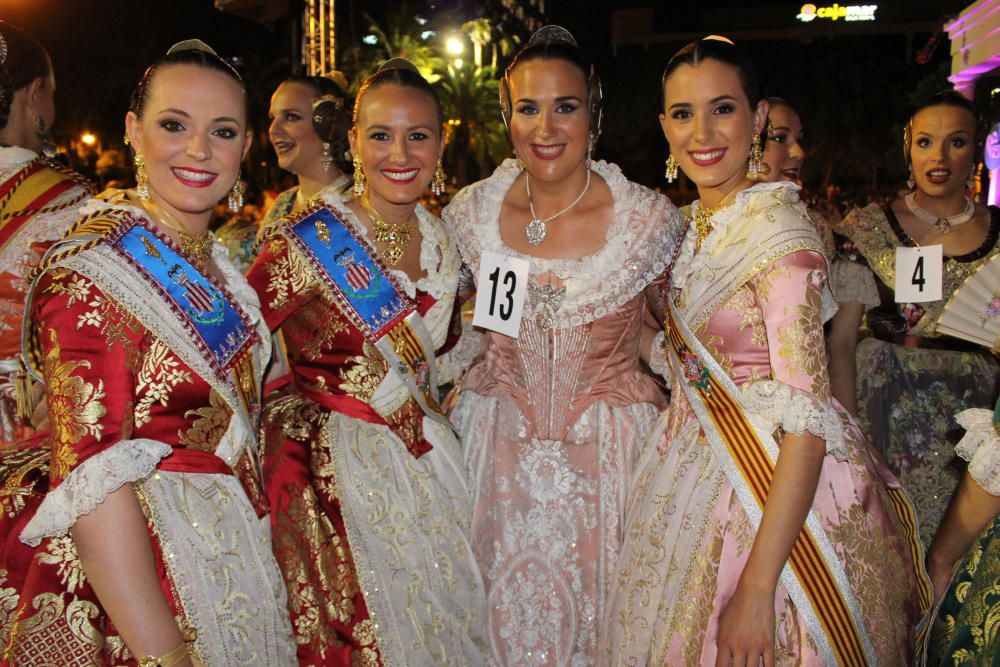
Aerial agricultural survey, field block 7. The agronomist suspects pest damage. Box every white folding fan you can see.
[936,253,1000,352]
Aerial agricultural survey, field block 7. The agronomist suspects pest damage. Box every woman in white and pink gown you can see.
[442,26,684,666]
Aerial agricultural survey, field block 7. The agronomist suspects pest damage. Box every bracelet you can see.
[138,642,188,667]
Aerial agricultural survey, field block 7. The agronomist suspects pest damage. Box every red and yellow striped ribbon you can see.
[665,310,870,667]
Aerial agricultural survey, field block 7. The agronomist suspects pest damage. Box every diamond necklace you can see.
[524,168,591,246]
[904,192,975,234]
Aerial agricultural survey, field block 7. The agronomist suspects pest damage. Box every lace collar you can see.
[672,181,800,290]
[0,145,39,175]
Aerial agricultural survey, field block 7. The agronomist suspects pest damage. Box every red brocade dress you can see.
[0,196,295,665]
[247,201,488,666]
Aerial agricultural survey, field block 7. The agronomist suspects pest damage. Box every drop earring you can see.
[747,133,764,180]
[431,158,447,196]
[321,141,332,172]
[228,172,245,212]
[134,151,150,199]
[967,164,977,190]
[665,154,678,183]
[352,153,366,196]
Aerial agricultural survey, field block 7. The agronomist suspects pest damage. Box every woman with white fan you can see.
[830,90,1000,546]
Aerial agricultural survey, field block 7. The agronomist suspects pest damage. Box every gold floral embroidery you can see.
[751,263,790,304]
[281,296,350,360]
[352,620,380,666]
[178,390,231,452]
[6,592,104,665]
[0,447,48,518]
[776,272,829,399]
[36,536,86,594]
[265,239,316,311]
[43,329,107,480]
[339,341,388,403]
[731,287,767,347]
[0,569,19,648]
[134,339,193,428]
[43,270,92,306]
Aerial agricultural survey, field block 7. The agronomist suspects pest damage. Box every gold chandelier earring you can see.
[352,152,366,196]
[665,153,679,183]
[321,141,333,172]
[228,172,245,212]
[134,151,150,199]
[746,132,767,181]
[431,158,446,196]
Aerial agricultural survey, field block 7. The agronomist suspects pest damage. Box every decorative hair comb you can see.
[702,34,736,45]
[166,39,218,56]
[528,25,578,47]
[377,57,420,74]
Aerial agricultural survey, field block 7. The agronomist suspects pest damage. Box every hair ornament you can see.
[702,34,736,45]
[324,70,350,92]
[167,39,218,56]
[377,57,420,75]
[0,32,7,67]
[528,25,579,47]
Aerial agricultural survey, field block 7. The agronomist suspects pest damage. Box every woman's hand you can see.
[715,581,776,667]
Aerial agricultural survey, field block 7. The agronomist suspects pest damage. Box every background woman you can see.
[216,74,352,272]
[830,91,1000,544]
[443,26,683,665]
[0,41,295,665]
[0,21,92,447]
[247,59,488,665]
[606,37,924,666]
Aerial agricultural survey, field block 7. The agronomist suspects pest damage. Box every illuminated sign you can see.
[986,125,1000,171]
[797,4,878,22]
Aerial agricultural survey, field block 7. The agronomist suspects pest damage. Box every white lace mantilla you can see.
[955,408,1000,495]
[443,158,683,329]
[20,439,172,546]
[740,380,849,461]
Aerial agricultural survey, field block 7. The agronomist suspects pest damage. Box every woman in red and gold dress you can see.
[0,21,92,448]
[0,41,295,666]
[247,59,488,665]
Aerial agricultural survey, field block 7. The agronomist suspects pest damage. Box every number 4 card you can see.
[472,251,530,338]
[894,244,942,303]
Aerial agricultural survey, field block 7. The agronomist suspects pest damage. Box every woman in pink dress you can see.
[442,26,683,666]
[604,37,927,666]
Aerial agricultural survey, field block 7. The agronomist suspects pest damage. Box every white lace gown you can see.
[442,159,684,666]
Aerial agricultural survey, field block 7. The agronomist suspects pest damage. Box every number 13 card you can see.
[472,251,530,338]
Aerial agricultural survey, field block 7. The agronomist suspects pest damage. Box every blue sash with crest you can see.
[284,204,450,427]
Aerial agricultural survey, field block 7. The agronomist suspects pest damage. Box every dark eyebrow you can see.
[514,95,584,105]
[157,108,240,124]
[770,125,792,132]
[667,94,738,112]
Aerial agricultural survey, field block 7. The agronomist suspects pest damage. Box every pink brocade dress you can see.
[605,183,924,666]
[443,159,684,666]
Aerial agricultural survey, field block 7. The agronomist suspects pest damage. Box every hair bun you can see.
[528,25,578,47]
[377,57,420,75]
[166,39,218,56]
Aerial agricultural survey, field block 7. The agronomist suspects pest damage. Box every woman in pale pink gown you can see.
[442,27,683,666]
[604,37,927,666]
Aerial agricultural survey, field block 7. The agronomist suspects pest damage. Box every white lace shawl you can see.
[442,158,684,329]
[955,408,1000,496]
[21,198,270,545]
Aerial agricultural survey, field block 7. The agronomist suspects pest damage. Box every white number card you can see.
[472,251,530,338]
[894,245,942,303]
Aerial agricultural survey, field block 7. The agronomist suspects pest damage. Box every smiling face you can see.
[908,104,978,198]
[507,58,591,184]
[268,81,325,178]
[660,58,767,205]
[126,63,250,230]
[762,103,805,183]
[349,82,442,213]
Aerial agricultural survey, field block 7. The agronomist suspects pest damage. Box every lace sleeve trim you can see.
[20,439,173,546]
[739,380,848,461]
[829,259,880,308]
[955,408,1000,495]
[647,329,672,383]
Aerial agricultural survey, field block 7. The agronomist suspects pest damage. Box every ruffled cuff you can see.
[829,259,879,308]
[739,380,848,461]
[20,439,173,546]
[955,409,1000,496]
[648,330,672,383]
[437,321,482,386]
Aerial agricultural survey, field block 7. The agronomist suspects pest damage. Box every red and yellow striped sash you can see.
[665,305,871,666]
[0,160,88,255]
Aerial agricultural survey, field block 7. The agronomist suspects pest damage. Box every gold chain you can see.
[137,194,214,267]
[360,193,415,266]
[692,182,749,253]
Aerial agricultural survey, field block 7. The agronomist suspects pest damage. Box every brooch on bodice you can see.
[527,280,566,329]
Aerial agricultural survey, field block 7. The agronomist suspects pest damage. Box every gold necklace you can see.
[691,182,749,253]
[136,194,214,267]
[360,193,415,266]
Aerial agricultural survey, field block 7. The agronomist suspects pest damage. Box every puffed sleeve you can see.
[246,234,320,332]
[740,251,847,458]
[20,269,171,545]
[954,405,1000,496]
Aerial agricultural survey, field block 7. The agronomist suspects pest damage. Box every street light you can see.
[445,35,464,56]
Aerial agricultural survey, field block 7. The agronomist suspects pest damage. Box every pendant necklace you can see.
[139,196,214,267]
[525,168,591,246]
[904,192,975,234]
[691,183,747,253]
[361,192,415,266]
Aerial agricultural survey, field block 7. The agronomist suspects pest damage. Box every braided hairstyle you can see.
[0,21,52,130]
[282,75,352,173]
